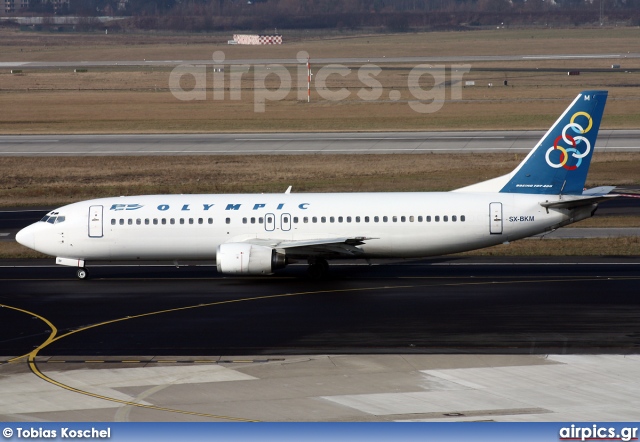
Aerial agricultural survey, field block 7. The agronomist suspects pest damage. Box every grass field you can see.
[1,28,640,133]
[1,153,639,207]
[2,28,639,62]
[1,85,639,133]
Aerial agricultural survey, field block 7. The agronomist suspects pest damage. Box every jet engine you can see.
[216,243,287,275]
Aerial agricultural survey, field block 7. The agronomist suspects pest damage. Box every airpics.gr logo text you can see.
[168,50,472,113]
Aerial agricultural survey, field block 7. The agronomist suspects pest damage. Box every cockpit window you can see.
[40,213,65,224]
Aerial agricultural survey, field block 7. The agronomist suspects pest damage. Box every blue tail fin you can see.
[500,90,607,195]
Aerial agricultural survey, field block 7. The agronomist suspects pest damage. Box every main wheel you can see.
[307,258,329,280]
[77,268,89,280]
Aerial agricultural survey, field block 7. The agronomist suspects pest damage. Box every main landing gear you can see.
[76,267,89,280]
[307,258,329,280]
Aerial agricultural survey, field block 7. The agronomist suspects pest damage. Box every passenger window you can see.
[226,218,230,224]
[111,219,116,225]
[347,216,351,223]
[189,218,194,224]
[243,218,248,224]
[312,217,317,223]
[136,219,141,225]
[374,216,379,222]
[259,217,264,223]
[418,216,423,222]
[409,216,413,222]
[435,216,440,222]
[383,216,388,222]
[356,216,360,223]
[208,218,213,224]
[251,217,256,224]
[444,216,448,222]
[304,217,309,223]
[392,216,397,222]
[161,218,166,225]
[128,219,133,225]
[321,217,326,223]
[180,218,184,225]
[283,217,289,223]
[426,216,431,222]
[119,219,124,225]
[330,217,335,223]
[170,218,175,225]
[267,216,273,223]
[198,218,203,224]
[293,217,298,223]
[401,216,406,222]
[364,216,369,222]
[452,215,457,222]
[153,219,158,225]
[145,219,150,225]
[338,216,343,223]
[461,215,466,222]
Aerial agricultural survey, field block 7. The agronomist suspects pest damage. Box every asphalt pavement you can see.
[0,130,638,156]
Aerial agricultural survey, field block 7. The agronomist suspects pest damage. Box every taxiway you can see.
[0,130,638,156]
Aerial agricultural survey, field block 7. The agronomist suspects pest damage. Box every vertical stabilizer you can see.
[499,90,607,195]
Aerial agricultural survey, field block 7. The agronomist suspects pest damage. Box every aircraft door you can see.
[489,202,503,234]
[88,205,104,238]
[265,213,276,231]
[281,213,291,231]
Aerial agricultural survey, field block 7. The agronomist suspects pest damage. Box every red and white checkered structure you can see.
[233,34,283,45]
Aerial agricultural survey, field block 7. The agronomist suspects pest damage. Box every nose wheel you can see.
[77,268,89,280]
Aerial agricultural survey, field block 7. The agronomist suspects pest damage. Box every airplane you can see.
[16,90,616,280]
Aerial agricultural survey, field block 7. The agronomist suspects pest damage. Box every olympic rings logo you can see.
[545,111,593,170]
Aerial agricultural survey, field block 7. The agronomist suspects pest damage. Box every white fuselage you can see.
[14,90,609,277]
[19,191,586,262]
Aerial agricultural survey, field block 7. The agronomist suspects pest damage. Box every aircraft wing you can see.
[239,236,375,258]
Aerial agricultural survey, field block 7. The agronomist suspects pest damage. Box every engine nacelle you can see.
[216,243,287,275]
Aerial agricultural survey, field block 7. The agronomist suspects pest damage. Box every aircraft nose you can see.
[16,225,36,250]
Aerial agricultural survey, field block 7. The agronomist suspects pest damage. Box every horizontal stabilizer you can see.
[540,186,618,210]
[582,186,617,195]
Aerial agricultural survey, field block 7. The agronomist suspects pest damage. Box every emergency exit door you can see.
[281,213,291,231]
[88,205,103,238]
[264,213,276,231]
[489,202,503,235]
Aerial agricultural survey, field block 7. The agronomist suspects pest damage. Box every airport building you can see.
[2,0,69,14]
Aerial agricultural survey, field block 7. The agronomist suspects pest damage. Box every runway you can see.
[2,52,640,69]
[2,258,640,421]
[2,257,640,356]
[0,188,635,422]
[0,130,639,156]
